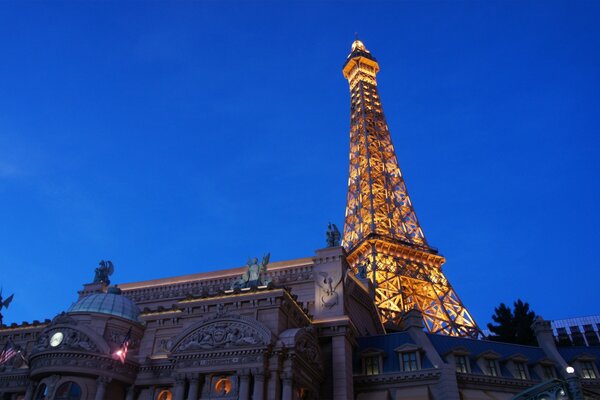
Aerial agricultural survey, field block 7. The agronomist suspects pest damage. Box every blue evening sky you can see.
[1,1,598,328]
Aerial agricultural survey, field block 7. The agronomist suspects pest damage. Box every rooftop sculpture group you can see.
[230,253,272,290]
[93,260,114,286]
[0,289,14,326]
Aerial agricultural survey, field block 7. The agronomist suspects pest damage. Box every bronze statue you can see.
[326,223,341,247]
[231,253,272,290]
[93,260,114,285]
[0,289,14,326]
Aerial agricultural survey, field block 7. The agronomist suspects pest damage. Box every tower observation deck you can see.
[342,40,481,337]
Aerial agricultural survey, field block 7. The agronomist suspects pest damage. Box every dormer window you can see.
[445,346,471,374]
[581,361,597,379]
[394,343,422,372]
[571,354,599,379]
[456,355,469,373]
[542,365,556,379]
[360,348,384,376]
[515,362,528,380]
[476,350,502,378]
[401,352,419,372]
[486,358,499,377]
[364,356,380,375]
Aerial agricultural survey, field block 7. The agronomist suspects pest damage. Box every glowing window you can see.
[214,376,232,395]
[401,352,418,372]
[581,361,597,379]
[515,362,528,379]
[54,382,81,400]
[486,359,499,377]
[156,390,172,400]
[364,356,380,375]
[455,355,469,373]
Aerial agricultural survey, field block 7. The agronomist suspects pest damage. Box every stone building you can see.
[1,41,599,400]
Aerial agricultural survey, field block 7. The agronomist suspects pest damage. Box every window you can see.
[515,362,528,380]
[401,351,419,372]
[542,365,556,379]
[364,356,380,375]
[156,390,172,400]
[455,355,469,373]
[486,359,499,377]
[54,382,81,400]
[214,376,232,395]
[581,361,597,379]
[34,384,48,400]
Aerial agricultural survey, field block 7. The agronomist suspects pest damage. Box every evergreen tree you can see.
[487,300,537,345]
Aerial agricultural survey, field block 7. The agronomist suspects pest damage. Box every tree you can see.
[487,299,537,345]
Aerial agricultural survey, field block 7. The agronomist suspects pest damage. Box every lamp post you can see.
[564,366,584,400]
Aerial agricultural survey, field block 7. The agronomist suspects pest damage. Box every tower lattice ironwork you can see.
[342,40,480,337]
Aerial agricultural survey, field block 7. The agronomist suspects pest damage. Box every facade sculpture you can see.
[0,41,599,400]
[230,254,272,290]
[93,261,114,286]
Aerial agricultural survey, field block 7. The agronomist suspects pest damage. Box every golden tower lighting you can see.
[342,40,481,337]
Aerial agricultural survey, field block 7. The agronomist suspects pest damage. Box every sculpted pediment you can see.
[172,314,272,353]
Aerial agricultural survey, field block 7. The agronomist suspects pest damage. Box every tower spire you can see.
[342,39,427,250]
[341,40,480,337]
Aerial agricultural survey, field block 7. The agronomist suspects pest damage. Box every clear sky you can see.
[1,1,598,328]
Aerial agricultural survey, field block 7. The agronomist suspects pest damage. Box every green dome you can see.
[68,289,140,322]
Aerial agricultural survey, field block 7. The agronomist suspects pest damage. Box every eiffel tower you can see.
[342,40,481,337]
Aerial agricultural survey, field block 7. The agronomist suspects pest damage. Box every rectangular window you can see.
[581,361,597,379]
[364,356,380,375]
[486,359,499,377]
[401,352,418,372]
[543,365,556,379]
[455,355,469,373]
[515,362,528,379]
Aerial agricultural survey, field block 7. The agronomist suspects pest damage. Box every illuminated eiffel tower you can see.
[342,40,481,337]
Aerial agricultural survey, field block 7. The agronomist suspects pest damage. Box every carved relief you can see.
[316,271,343,309]
[33,328,98,353]
[172,315,271,353]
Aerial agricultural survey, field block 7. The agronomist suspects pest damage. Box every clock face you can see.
[50,332,64,347]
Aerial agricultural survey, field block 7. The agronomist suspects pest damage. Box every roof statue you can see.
[326,223,341,247]
[230,253,272,290]
[93,260,114,286]
[0,289,14,326]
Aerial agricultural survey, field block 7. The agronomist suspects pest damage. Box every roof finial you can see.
[355,32,359,41]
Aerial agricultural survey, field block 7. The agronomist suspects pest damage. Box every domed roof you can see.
[68,287,140,322]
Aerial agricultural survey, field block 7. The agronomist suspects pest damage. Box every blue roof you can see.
[68,292,140,322]
[356,332,436,373]
[426,333,547,362]
[558,346,600,363]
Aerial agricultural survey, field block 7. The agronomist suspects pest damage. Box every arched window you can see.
[34,383,48,400]
[54,382,82,400]
[156,390,172,400]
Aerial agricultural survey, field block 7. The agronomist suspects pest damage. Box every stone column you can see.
[186,373,201,400]
[331,335,353,400]
[252,370,265,400]
[173,375,186,400]
[94,377,111,400]
[281,373,293,400]
[267,353,281,400]
[238,369,251,400]
[125,386,136,400]
[24,381,37,400]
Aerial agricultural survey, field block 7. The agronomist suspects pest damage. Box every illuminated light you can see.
[566,366,575,374]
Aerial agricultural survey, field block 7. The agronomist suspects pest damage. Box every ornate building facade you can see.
[1,41,599,400]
